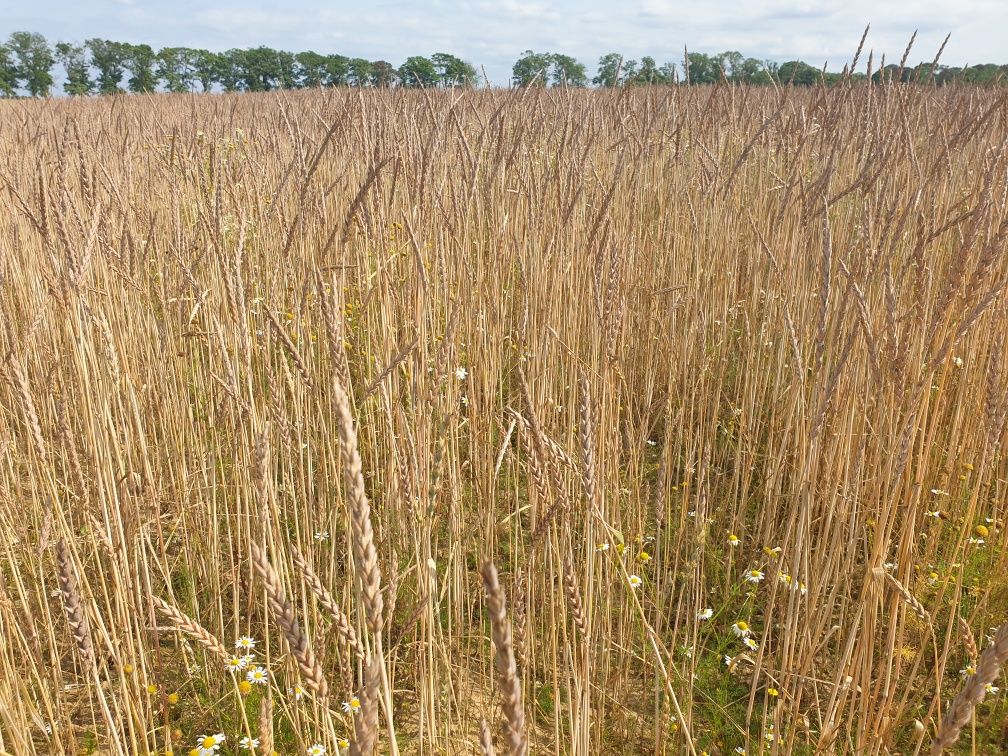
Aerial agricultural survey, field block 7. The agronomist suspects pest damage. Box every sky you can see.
[6,0,1008,84]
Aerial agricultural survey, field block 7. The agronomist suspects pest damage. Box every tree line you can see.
[511,49,1008,87]
[0,32,480,96]
[2,31,1006,97]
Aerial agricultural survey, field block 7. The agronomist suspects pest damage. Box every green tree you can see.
[684,52,720,84]
[348,58,373,87]
[732,57,770,84]
[965,64,1001,84]
[594,53,624,87]
[630,56,664,85]
[295,51,327,87]
[325,54,350,86]
[233,47,284,91]
[55,41,92,95]
[715,50,744,79]
[125,43,157,92]
[8,32,55,96]
[216,50,244,91]
[157,47,194,92]
[191,49,222,92]
[431,53,477,87]
[512,50,551,86]
[398,55,437,88]
[551,54,587,86]
[0,45,17,96]
[777,60,819,85]
[276,50,297,89]
[87,38,128,94]
[371,60,397,87]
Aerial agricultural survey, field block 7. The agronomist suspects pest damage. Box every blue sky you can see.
[8,0,1008,84]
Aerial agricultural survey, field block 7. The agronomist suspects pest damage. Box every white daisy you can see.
[455,367,468,380]
[236,636,256,651]
[744,569,765,584]
[732,621,752,638]
[697,607,713,621]
[196,734,226,752]
[343,696,362,714]
[246,666,268,685]
[628,574,643,589]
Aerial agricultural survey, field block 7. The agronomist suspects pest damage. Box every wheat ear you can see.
[291,546,366,659]
[250,541,330,704]
[349,655,381,755]
[151,596,228,662]
[481,562,528,756]
[55,539,94,666]
[959,616,978,661]
[479,717,496,756]
[331,379,384,634]
[930,622,1008,754]
[258,694,273,756]
[882,570,931,623]
[562,554,589,640]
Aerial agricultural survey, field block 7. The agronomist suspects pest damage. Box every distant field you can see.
[1,84,1006,755]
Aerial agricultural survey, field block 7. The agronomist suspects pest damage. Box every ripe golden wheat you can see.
[0,81,1007,754]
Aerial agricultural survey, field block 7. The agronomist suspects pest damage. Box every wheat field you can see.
[1,82,1007,755]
